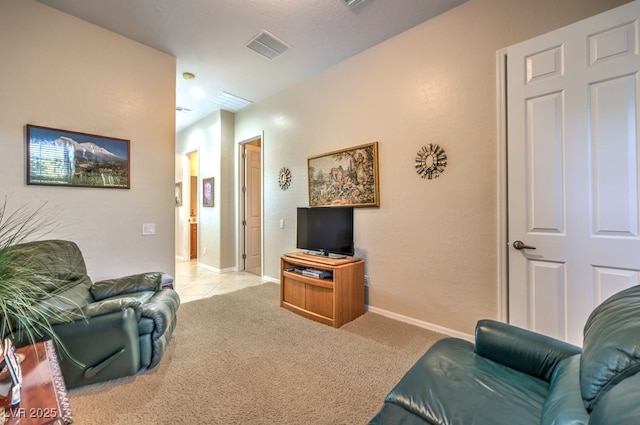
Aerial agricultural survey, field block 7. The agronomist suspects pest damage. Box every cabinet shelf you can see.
[282,271,334,289]
[280,252,365,328]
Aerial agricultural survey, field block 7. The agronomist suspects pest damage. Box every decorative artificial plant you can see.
[0,198,83,356]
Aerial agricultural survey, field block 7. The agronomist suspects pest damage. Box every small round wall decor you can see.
[415,144,447,179]
[278,167,292,190]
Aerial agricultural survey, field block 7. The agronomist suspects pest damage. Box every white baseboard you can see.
[365,305,474,342]
[265,278,473,341]
[262,275,279,284]
[196,262,236,274]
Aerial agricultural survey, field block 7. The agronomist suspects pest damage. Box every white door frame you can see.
[495,1,640,334]
[496,50,509,323]
[236,133,264,275]
[178,150,199,262]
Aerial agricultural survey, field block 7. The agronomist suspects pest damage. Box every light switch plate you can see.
[142,223,156,235]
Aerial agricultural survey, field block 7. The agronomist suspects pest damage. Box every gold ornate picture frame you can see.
[307,141,379,207]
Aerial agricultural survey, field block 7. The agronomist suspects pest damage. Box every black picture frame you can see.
[26,124,130,189]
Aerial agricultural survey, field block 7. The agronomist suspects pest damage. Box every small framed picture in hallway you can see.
[203,177,214,207]
[175,182,182,207]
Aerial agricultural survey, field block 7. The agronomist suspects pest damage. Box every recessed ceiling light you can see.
[182,72,195,80]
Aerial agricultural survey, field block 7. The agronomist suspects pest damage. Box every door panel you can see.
[590,75,638,236]
[526,92,565,234]
[245,144,262,275]
[528,260,566,339]
[507,2,640,345]
[593,267,639,303]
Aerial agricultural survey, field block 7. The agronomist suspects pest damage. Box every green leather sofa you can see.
[9,240,180,388]
[369,285,640,424]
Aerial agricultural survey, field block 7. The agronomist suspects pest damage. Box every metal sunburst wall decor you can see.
[278,167,292,190]
[415,144,447,179]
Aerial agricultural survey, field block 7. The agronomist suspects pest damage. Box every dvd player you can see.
[301,268,333,279]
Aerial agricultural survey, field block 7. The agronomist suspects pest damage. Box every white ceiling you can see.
[36,0,468,132]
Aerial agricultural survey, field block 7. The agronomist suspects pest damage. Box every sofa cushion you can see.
[91,272,163,301]
[540,354,589,425]
[8,240,89,293]
[382,338,549,425]
[588,371,640,425]
[369,402,431,425]
[580,284,640,411]
[36,278,94,314]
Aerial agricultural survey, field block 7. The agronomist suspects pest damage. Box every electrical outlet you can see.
[364,275,370,287]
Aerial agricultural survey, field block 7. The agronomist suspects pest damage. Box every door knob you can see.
[513,240,536,250]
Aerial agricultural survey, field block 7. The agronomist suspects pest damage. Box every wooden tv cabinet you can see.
[280,252,365,328]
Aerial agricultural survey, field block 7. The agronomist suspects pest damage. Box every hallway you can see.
[174,260,265,303]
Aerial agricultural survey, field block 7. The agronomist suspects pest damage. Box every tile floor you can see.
[174,259,265,303]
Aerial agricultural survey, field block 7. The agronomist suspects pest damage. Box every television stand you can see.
[280,252,365,328]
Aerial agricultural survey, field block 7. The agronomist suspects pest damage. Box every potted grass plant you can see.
[0,197,81,351]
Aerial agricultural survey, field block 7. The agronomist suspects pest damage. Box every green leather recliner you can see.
[369,284,640,424]
[9,239,180,389]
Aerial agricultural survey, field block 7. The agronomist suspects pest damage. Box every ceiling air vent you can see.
[344,0,367,7]
[210,92,253,112]
[246,30,291,60]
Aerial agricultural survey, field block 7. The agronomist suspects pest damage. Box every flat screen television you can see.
[296,206,354,258]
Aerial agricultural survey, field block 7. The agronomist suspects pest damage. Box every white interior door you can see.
[506,1,640,345]
[244,143,262,275]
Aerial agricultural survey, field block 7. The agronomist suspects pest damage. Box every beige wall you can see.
[219,110,237,268]
[176,110,236,271]
[0,0,176,280]
[235,0,630,336]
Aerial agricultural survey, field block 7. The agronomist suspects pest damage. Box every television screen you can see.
[296,207,354,257]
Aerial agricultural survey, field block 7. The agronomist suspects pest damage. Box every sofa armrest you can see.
[82,297,143,319]
[44,297,144,325]
[474,319,581,381]
[91,272,163,300]
[140,290,180,337]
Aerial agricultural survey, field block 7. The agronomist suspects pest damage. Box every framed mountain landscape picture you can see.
[26,124,130,189]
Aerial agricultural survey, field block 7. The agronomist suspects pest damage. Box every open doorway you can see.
[187,150,198,260]
[240,137,262,276]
